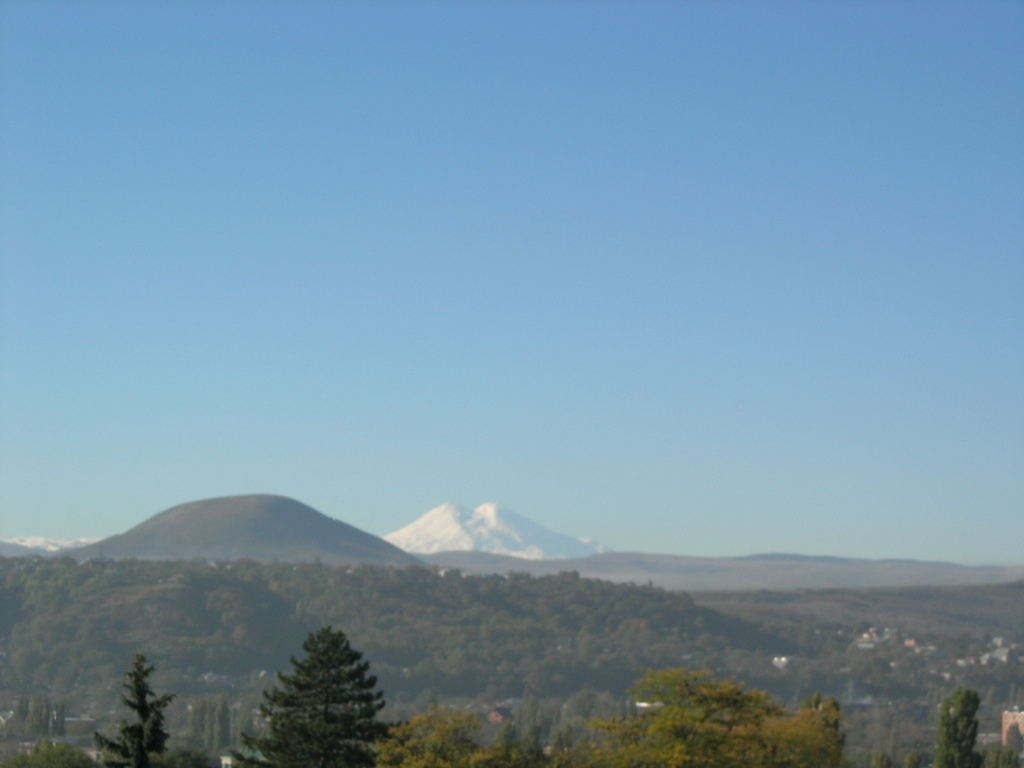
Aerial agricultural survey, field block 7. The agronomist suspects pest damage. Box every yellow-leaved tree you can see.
[377,709,482,768]
[589,669,848,768]
[376,708,548,768]
[377,708,548,768]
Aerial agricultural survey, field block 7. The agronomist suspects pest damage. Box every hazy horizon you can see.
[2,493,1021,569]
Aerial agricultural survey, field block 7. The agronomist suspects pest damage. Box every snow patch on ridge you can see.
[0,537,100,552]
[384,503,607,560]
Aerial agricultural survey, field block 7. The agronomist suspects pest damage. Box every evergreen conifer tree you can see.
[235,626,386,768]
[214,696,230,751]
[937,688,983,768]
[94,654,174,768]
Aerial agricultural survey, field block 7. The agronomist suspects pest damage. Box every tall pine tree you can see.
[94,654,174,768]
[235,626,386,768]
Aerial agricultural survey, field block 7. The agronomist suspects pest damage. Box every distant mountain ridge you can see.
[0,537,99,557]
[71,494,419,567]
[7,496,1022,590]
[385,502,606,560]
[420,550,1024,591]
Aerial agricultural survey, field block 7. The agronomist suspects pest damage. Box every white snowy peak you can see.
[0,537,99,552]
[384,503,606,560]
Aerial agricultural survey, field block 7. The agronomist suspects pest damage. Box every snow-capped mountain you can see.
[0,536,99,551]
[0,537,100,555]
[384,503,607,560]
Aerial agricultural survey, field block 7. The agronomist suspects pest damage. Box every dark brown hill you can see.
[73,494,419,566]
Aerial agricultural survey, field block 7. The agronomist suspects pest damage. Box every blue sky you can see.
[1,2,1021,563]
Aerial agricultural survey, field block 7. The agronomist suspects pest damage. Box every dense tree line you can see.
[2,621,1022,768]
[1,556,1022,760]
[0,556,781,705]
[183,696,231,753]
[0,697,64,741]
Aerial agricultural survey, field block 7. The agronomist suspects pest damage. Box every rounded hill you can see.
[74,494,419,566]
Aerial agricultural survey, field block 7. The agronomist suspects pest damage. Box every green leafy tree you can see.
[2,740,96,768]
[936,688,982,768]
[152,750,214,768]
[904,751,923,768]
[235,626,386,768]
[187,698,208,749]
[1007,725,1024,755]
[94,653,174,768]
[14,697,29,723]
[214,696,230,751]
[9,697,29,739]
[25,697,51,738]
[982,748,1021,768]
[475,721,545,768]
[53,702,67,738]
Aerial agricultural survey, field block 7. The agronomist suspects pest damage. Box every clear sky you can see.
[1,2,1021,564]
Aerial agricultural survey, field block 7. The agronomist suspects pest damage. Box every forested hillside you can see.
[694,580,1024,637]
[0,557,780,705]
[1,557,1022,761]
